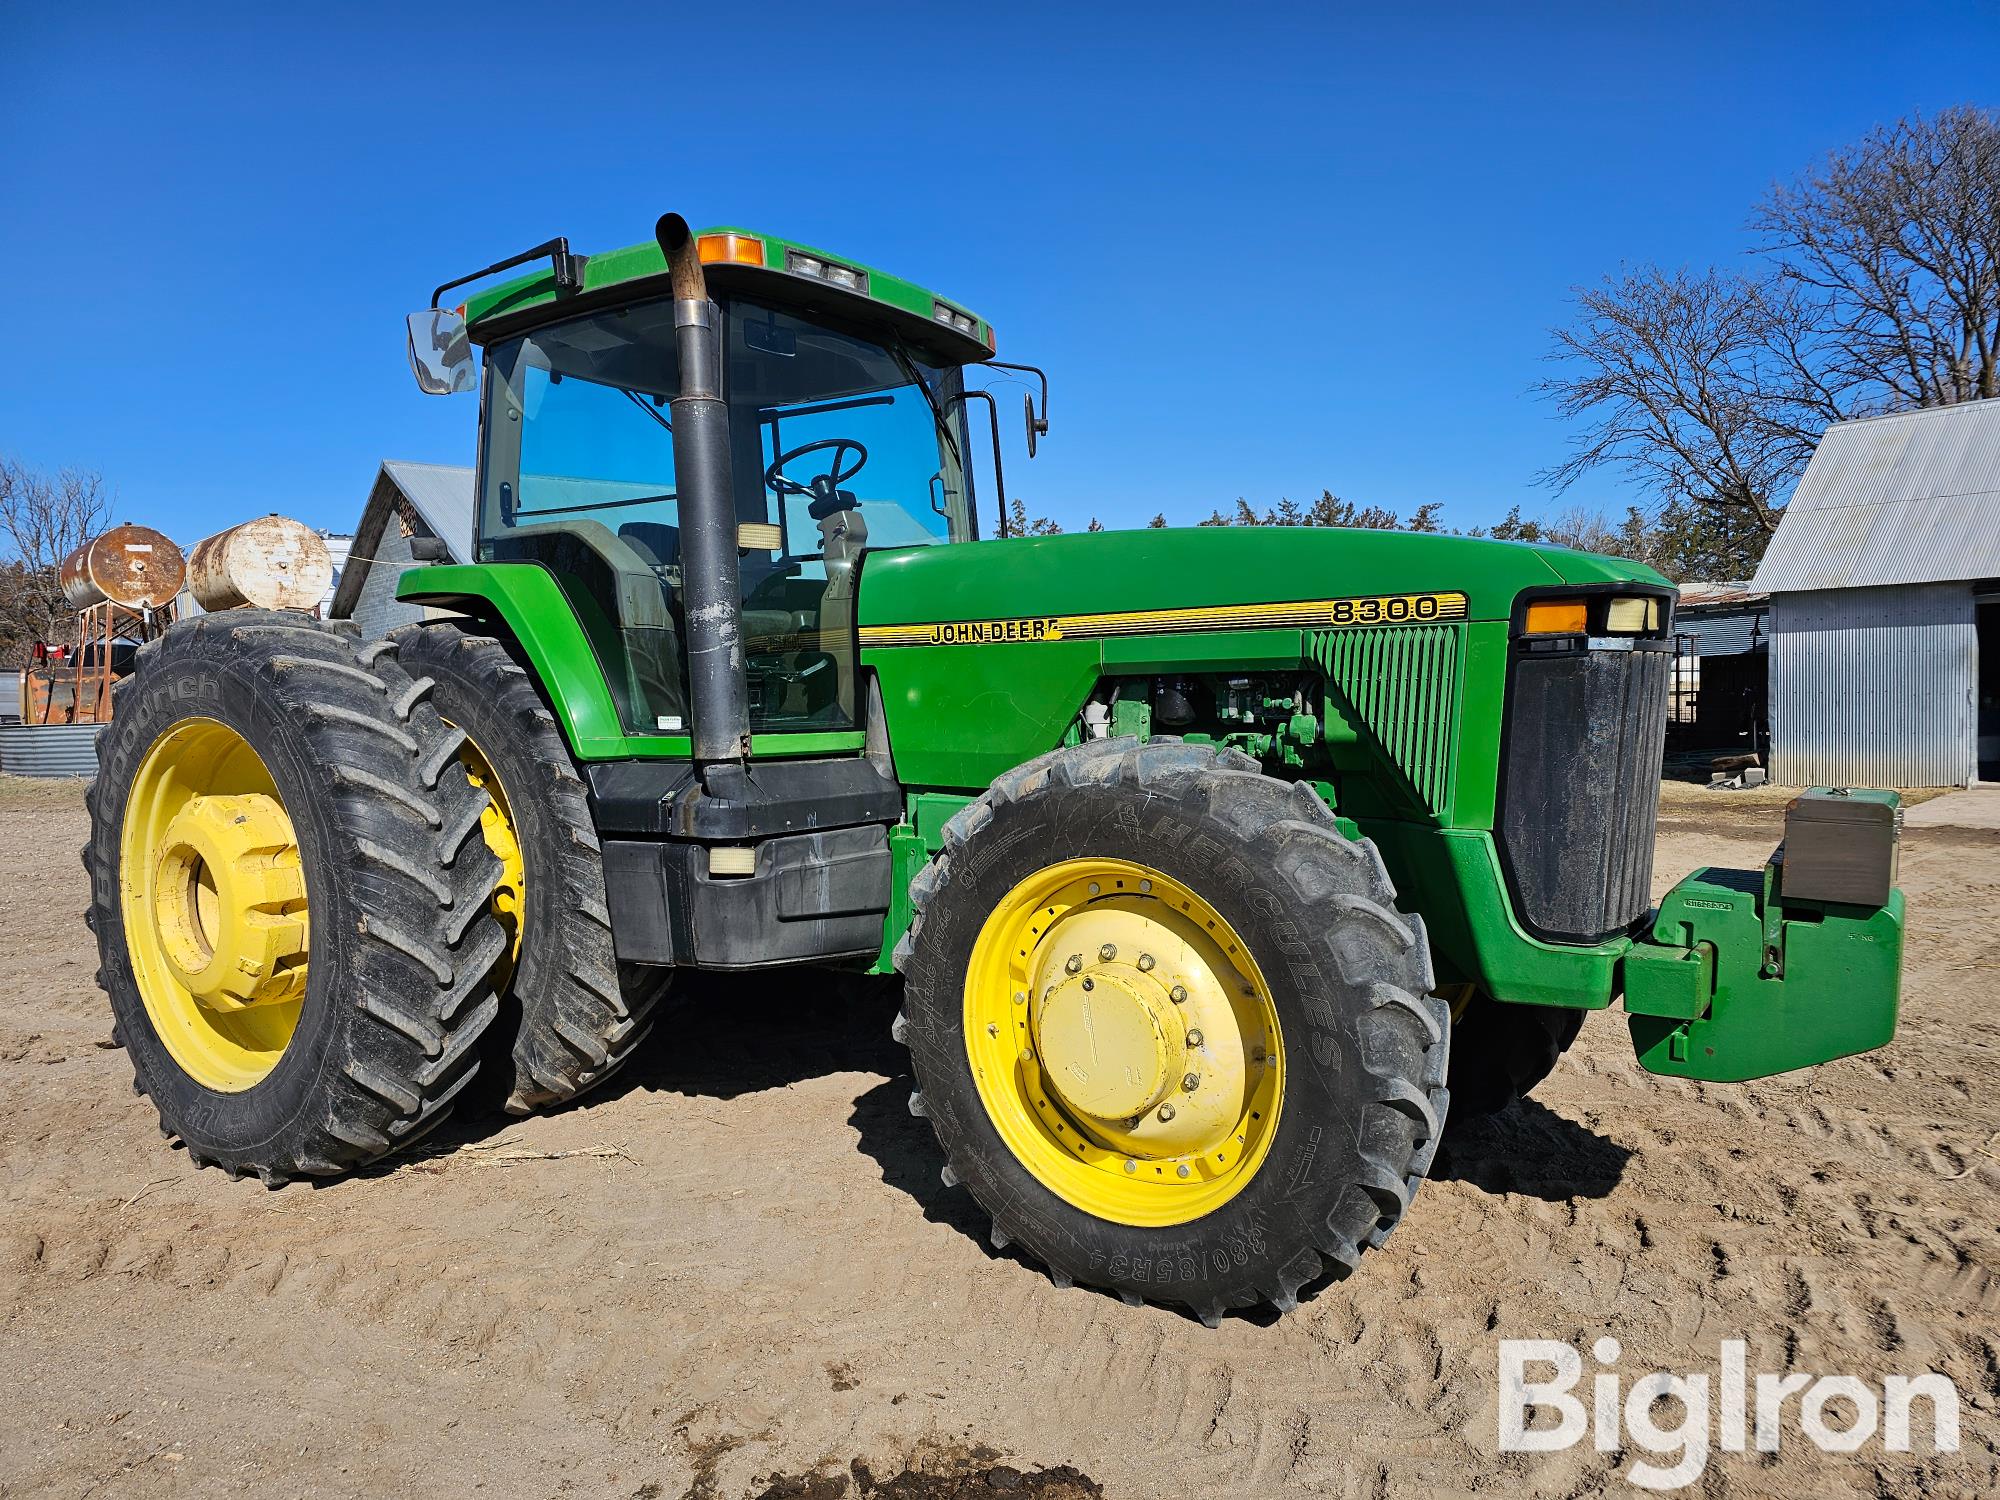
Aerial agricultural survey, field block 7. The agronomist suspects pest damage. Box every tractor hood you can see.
[858,525,1670,635]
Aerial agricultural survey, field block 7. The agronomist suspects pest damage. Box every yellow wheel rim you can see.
[964,858,1284,1227]
[456,731,524,983]
[119,719,309,1092]
[1443,982,1477,1022]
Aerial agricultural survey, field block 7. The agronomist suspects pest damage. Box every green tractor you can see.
[84,215,1907,1324]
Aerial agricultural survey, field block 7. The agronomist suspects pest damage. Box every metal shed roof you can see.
[329,461,474,620]
[1752,400,2000,593]
[1676,581,1769,609]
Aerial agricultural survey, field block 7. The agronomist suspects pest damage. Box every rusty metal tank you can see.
[186,515,334,612]
[59,524,187,610]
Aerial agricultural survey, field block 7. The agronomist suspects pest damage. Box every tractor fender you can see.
[396,562,636,759]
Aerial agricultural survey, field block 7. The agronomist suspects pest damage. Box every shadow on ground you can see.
[360,968,909,1177]
[1436,1095,1632,1200]
[605,968,906,1103]
[381,973,1632,1235]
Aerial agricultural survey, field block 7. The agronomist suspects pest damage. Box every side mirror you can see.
[406,308,476,395]
[975,360,1049,458]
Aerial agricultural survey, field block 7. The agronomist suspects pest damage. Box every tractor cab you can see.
[407,223,1035,751]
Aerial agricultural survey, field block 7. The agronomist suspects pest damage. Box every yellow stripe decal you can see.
[858,590,1469,648]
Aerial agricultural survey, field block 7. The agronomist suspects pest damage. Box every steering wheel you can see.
[764,438,868,501]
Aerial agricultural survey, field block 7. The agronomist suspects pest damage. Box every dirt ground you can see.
[0,776,1993,1499]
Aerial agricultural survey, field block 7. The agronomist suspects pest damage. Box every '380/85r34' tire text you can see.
[894,737,1450,1324]
[82,612,508,1183]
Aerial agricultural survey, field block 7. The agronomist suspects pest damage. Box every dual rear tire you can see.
[386,624,669,1113]
[85,615,667,1181]
[86,613,506,1180]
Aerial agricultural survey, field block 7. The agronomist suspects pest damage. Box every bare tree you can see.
[0,458,113,661]
[1753,105,2000,407]
[1536,265,1841,535]
[1540,106,2000,555]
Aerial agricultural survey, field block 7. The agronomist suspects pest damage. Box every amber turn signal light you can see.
[1523,600,1589,635]
[696,232,766,267]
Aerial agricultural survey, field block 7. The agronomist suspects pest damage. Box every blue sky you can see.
[2,2,1995,546]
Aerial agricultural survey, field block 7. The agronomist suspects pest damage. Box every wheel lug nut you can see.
[1186,1029,1203,1048]
[1169,984,1188,1004]
[1137,953,1155,972]
[1156,1102,1176,1122]
[1098,943,1117,962]
[1064,954,1083,975]
[1176,1163,1191,1179]
[1182,1073,1201,1092]
[1124,1159,1137,1173]
[1014,991,1026,1006]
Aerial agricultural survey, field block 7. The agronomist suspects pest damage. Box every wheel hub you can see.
[120,717,312,1092]
[1036,965,1186,1121]
[152,792,308,1012]
[963,857,1286,1228]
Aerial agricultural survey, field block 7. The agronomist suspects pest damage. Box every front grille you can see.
[1498,641,1671,943]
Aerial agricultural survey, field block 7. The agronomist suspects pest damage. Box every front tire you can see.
[894,738,1449,1324]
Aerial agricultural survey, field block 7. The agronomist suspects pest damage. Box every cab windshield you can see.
[477,296,975,737]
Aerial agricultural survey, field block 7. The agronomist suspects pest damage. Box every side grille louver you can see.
[1309,624,1460,817]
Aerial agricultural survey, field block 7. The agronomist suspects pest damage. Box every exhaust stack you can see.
[656,213,751,784]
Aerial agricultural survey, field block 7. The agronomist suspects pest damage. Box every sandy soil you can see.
[0,776,1993,1499]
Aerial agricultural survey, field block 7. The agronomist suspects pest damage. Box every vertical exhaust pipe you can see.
[656,214,751,785]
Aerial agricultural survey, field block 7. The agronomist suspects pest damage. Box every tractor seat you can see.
[619,520,681,572]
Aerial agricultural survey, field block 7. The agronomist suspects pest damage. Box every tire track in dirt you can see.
[1,784,1995,1498]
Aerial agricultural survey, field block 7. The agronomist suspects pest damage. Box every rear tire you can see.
[84,612,506,1182]
[894,738,1449,1324]
[385,623,668,1112]
[1444,993,1585,1118]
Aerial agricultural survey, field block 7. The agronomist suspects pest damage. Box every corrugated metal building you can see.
[0,723,104,777]
[329,461,474,638]
[1674,583,1768,659]
[1752,401,2000,787]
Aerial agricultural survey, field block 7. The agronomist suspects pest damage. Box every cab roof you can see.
[461,224,996,366]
